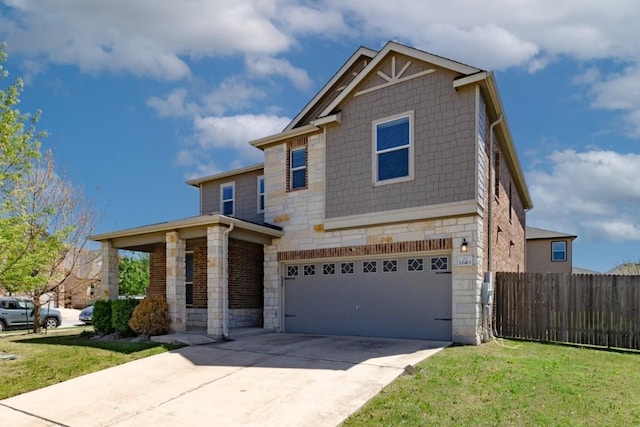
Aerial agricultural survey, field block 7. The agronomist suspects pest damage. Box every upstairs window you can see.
[373,111,414,185]
[290,147,307,190]
[257,175,265,213]
[552,241,567,262]
[220,182,234,216]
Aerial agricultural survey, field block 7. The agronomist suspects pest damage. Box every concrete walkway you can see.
[0,333,449,426]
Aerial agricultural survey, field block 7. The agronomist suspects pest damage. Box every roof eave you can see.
[186,163,264,187]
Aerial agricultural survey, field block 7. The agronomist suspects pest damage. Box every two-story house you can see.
[90,41,532,345]
[525,227,577,273]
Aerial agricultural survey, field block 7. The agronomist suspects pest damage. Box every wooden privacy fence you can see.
[494,272,640,350]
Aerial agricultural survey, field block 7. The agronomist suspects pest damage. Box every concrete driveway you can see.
[0,333,449,426]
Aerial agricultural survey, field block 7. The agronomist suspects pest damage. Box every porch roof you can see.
[88,214,284,251]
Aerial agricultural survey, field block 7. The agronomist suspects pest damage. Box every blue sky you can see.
[1,1,638,272]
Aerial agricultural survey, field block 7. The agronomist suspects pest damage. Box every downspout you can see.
[483,114,503,343]
[222,223,234,339]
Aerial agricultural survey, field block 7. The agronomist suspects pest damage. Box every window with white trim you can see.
[290,147,307,190]
[185,252,194,306]
[257,175,265,213]
[220,182,234,216]
[373,111,414,184]
[552,241,567,262]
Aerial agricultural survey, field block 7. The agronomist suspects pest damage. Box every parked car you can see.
[0,297,61,331]
[79,305,93,324]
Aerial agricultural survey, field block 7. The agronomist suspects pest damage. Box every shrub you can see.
[93,300,114,335]
[129,296,171,337]
[112,299,140,337]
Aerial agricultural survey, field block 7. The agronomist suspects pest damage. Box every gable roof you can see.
[285,46,377,131]
[250,40,533,209]
[526,227,578,241]
[319,41,480,118]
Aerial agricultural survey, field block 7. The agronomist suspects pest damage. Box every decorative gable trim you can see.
[285,47,377,131]
[355,55,436,97]
[319,41,480,118]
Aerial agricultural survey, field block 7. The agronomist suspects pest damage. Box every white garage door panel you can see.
[284,257,452,340]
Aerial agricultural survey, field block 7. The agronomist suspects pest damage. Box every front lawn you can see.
[344,339,640,426]
[0,328,182,399]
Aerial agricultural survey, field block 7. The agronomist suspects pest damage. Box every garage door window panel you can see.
[383,260,397,272]
[363,261,377,273]
[303,264,315,276]
[431,257,449,271]
[323,264,335,275]
[287,265,299,277]
[341,262,354,274]
[408,258,424,271]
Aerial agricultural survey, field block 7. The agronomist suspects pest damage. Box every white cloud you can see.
[201,78,267,116]
[1,0,292,80]
[175,113,290,178]
[245,56,312,91]
[527,149,640,242]
[146,88,197,118]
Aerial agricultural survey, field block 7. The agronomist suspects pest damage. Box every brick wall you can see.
[484,135,526,273]
[228,238,263,309]
[187,238,207,308]
[148,243,166,299]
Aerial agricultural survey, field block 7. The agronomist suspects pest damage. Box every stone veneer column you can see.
[166,231,186,332]
[263,244,280,331]
[207,225,224,338]
[100,241,119,299]
[450,216,484,345]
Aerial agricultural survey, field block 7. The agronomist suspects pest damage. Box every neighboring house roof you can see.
[249,40,533,210]
[526,227,577,241]
[572,266,600,274]
[606,263,640,275]
[186,163,264,187]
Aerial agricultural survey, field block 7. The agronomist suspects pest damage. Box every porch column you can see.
[207,225,224,338]
[263,244,280,331]
[100,241,119,300]
[166,231,186,332]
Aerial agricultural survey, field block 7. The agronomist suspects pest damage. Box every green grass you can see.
[0,328,182,399]
[343,339,640,426]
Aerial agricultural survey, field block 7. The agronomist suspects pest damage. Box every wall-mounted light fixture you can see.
[460,238,469,253]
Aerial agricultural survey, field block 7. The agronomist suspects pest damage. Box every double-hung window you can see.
[290,147,307,190]
[220,182,234,216]
[373,111,414,185]
[257,175,265,213]
[551,241,567,262]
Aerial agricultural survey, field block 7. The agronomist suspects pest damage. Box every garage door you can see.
[284,255,452,340]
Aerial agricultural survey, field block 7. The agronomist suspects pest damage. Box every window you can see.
[383,260,397,273]
[220,182,234,216]
[257,175,265,213]
[552,241,567,262]
[431,257,449,271]
[290,147,307,190]
[185,252,194,306]
[303,264,315,276]
[287,265,299,277]
[363,261,377,273]
[408,258,424,272]
[323,263,335,275]
[373,111,413,184]
[341,262,354,274]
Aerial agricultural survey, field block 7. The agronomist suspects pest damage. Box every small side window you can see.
[551,241,567,262]
[220,182,235,216]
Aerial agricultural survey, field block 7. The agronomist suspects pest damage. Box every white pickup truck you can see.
[0,297,61,331]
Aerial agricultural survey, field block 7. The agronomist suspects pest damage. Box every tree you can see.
[2,151,97,331]
[118,252,150,296]
[0,44,98,332]
[0,43,46,282]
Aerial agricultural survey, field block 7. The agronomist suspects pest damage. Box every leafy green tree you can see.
[0,43,48,283]
[0,44,98,332]
[118,253,149,296]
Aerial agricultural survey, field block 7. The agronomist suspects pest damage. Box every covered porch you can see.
[89,214,283,338]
